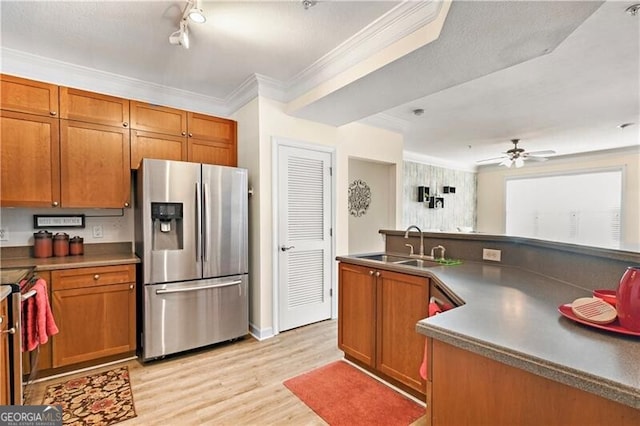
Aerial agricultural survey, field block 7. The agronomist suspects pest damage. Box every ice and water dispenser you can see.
[151,202,184,250]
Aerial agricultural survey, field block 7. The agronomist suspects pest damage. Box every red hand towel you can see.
[20,278,59,352]
[420,301,444,380]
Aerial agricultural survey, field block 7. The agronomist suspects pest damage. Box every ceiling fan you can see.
[477,139,556,168]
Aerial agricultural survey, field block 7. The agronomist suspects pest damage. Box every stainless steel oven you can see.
[1,283,23,405]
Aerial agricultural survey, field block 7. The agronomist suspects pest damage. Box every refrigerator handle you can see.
[202,182,208,261]
[196,182,202,262]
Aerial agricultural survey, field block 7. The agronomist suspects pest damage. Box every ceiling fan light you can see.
[515,157,525,168]
[499,158,512,168]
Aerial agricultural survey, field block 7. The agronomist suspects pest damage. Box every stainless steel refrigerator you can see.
[135,158,248,361]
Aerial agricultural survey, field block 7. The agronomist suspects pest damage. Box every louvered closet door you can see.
[278,144,332,331]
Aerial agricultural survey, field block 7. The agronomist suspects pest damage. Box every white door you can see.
[277,143,333,331]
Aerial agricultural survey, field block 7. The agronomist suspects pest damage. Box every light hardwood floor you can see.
[25,319,426,425]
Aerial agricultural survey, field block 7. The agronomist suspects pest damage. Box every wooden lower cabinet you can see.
[338,262,429,397]
[338,263,376,366]
[51,265,136,368]
[430,340,640,426]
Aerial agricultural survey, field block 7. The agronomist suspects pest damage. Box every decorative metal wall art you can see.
[348,179,371,217]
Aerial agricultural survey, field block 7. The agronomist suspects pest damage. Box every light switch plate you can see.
[92,225,104,238]
[0,227,8,241]
[483,248,501,262]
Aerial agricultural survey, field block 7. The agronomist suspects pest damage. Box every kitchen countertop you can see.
[0,252,139,271]
[336,254,640,410]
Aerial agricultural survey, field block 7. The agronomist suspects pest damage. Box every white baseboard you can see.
[249,323,274,341]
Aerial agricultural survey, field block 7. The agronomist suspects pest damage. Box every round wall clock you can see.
[348,179,371,217]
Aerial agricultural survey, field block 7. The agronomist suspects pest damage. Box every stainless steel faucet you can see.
[431,245,446,260]
[404,225,424,257]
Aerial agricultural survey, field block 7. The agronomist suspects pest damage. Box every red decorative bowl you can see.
[593,289,617,306]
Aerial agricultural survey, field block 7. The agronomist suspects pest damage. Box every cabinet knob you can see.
[375,271,381,277]
[50,111,57,116]
[123,122,129,127]
[124,202,130,207]
[52,201,59,207]
[93,274,100,280]
[369,270,374,275]
[129,284,134,290]
[1,327,16,335]
[181,131,186,136]
[188,133,193,137]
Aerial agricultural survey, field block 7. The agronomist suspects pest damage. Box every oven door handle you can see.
[155,280,242,295]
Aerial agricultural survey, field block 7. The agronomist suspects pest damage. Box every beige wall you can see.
[477,147,640,247]
[348,158,395,254]
[234,97,404,337]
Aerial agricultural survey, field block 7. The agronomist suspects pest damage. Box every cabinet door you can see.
[130,129,187,169]
[338,263,376,367]
[51,266,136,368]
[51,282,136,367]
[60,87,130,128]
[0,111,61,207]
[60,120,130,208]
[187,113,237,166]
[376,270,428,393]
[187,137,237,166]
[0,298,9,405]
[0,74,59,117]
[130,101,187,136]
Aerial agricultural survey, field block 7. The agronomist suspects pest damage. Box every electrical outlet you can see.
[0,227,8,241]
[483,248,501,262]
[92,225,104,238]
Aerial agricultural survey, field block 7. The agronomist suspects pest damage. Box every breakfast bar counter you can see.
[337,254,640,411]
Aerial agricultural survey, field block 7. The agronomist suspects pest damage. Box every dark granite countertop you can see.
[336,254,640,410]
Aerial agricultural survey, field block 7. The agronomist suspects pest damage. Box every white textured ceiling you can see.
[1,1,638,169]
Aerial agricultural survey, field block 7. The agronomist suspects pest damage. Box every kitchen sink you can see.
[357,254,413,263]
[395,259,441,268]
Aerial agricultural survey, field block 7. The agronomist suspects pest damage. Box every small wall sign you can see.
[34,215,86,229]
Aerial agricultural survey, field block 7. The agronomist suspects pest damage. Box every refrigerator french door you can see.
[135,159,248,361]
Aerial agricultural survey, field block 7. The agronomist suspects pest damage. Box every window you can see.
[505,169,622,248]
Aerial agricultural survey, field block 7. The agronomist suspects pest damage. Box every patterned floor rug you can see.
[42,366,137,426]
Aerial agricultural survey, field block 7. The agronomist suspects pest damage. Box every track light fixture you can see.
[169,0,206,49]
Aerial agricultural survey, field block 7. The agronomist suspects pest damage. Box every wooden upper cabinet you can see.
[0,111,61,207]
[130,130,186,170]
[60,120,130,208]
[187,113,237,166]
[0,74,59,117]
[60,87,130,128]
[130,101,187,136]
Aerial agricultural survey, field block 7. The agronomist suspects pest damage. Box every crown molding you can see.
[404,150,478,173]
[283,0,446,102]
[0,47,230,117]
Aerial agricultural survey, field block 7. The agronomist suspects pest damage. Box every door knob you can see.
[280,245,295,252]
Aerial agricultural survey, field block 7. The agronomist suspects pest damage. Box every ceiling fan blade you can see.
[476,156,508,164]
[526,150,556,156]
[526,156,549,162]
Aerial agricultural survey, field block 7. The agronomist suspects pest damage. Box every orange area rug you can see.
[284,360,424,426]
[42,366,136,426]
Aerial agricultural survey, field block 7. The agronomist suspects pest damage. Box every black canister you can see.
[33,230,53,258]
[69,236,84,255]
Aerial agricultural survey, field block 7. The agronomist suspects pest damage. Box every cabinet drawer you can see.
[0,74,59,117]
[52,265,135,290]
